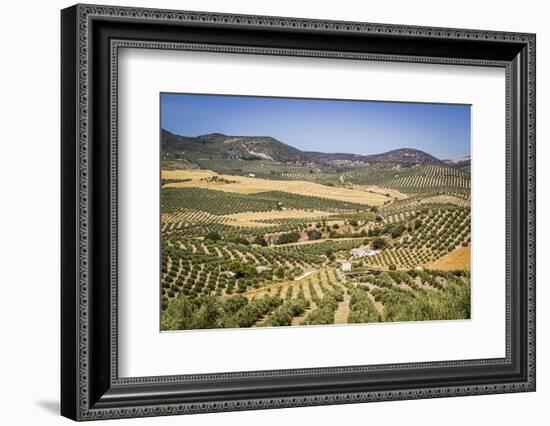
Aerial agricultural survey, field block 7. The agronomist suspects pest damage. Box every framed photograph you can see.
[61,4,536,421]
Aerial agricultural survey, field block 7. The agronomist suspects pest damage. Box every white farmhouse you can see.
[247,173,255,177]
[341,261,352,272]
[350,248,378,258]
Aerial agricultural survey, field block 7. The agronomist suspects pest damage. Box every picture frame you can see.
[61,4,536,421]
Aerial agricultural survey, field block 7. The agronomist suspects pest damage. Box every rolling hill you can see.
[162,130,310,162]
[162,129,444,165]
[444,155,471,170]
[306,148,442,164]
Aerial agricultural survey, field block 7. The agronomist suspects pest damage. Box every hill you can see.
[444,155,471,170]
[162,130,310,162]
[163,129,443,165]
[306,148,442,164]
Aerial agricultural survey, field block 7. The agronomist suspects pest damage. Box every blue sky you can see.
[161,93,471,159]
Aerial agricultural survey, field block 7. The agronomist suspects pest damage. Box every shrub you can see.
[275,231,301,245]
[348,288,380,323]
[372,238,387,250]
[368,228,381,237]
[301,290,340,325]
[389,224,406,238]
[252,235,268,247]
[307,230,322,240]
[275,267,285,279]
[230,236,250,245]
[264,298,309,326]
[228,261,256,279]
[205,231,221,242]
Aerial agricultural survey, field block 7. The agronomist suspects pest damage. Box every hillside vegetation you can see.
[160,130,471,330]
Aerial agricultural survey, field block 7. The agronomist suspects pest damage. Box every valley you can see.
[160,131,471,331]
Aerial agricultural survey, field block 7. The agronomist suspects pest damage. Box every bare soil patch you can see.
[220,209,336,228]
[333,286,351,324]
[428,245,471,270]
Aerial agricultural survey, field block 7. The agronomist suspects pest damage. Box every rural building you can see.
[350,248,378,258]
[256,265,272,274]
[341,261,352,272]
[247,173,255,177]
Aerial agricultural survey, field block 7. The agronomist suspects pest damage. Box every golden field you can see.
[162,169,391,206]
[428,245,471,270]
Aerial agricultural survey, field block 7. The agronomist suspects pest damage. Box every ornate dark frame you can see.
[61,4,536,421]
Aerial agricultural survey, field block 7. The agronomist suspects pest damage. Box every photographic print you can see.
[61,7,536,417]
[160,93,472,331]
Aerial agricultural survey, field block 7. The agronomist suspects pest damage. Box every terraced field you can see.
[178,153,341,183]
[162,268,471,330]
[380,164,470,194]
[342,164,470,196]
[361,207,471,269]
[161,153,471,330]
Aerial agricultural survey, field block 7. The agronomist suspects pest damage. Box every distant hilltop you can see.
[162,129,466,166]
[306,148,441,164]
[443,155,471,170]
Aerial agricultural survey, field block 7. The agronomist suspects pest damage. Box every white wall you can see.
[0,0,546,424]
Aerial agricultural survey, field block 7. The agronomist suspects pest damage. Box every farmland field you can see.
[160,94,471,331]
[160,155,472,331]
[162,169,391,205]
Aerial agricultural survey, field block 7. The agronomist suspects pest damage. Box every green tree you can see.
[205,231,221,242]
[230,236,250,245]
[389,224,406,238]
[252,235,268,247]
[275,231,300,245]
[275,267,285,279]
[372,237,387,250]
[228,261,256,279]
[307,230,322,240]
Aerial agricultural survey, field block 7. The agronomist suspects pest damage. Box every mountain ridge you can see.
[305,148,442,164]
[162,129,447,165]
